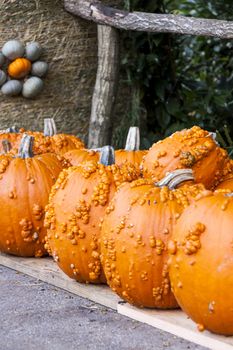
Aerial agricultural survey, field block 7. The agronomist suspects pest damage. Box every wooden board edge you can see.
[118,303,233,350]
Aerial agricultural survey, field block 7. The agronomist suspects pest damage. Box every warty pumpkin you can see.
[64,148,99,166]
[214,158,233,190]
[100,169,205,308]
[0,126,22,154]
[44,146,140,284]
[142,126,228,189]
[42,118,84,155]
[0,119,84,158]
[168,191,233,335]
[0,134,63,257]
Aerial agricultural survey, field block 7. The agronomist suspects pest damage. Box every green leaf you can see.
[166,98,180,115]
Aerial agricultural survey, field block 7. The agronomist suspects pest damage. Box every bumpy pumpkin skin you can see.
[49,134,84,155]
[0,133,22,154]
[0,153,63,257]
[64,149,99,166]
[168,192,233,335]
[45,161,140,284]
[215,159,233,190]
[0,130,84,158]
[100,179,205,308]
[142,126,228,189]
[115,150,147,167]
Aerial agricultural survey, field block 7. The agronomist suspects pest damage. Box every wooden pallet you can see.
[1,253,233,350]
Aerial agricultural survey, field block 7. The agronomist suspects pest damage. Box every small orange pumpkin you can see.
[8,58,32,79]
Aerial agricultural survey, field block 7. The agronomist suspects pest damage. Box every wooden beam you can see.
[88,25,119,148]
[64,0,233,39]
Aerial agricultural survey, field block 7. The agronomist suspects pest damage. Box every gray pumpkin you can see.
[1,80,23,96]
[0,53,5,68]
[25,42,42,61]
[2,40,25,60]
[22,77,44,98]
[0,70,7,87]
[31,61,48,77]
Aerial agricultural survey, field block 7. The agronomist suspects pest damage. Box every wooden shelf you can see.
[1,253,232,350]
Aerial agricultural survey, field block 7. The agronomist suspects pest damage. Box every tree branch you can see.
[64,0,233,39]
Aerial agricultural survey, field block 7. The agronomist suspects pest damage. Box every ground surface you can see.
[0,266,207,350]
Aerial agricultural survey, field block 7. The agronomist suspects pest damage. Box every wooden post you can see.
[88,25,119,148]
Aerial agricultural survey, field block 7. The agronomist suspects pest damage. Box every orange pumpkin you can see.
[168,191,233,335]
[100,170,205,308]
[0,134,64,257]
[45,146,140,284]
[42,118,85,155]
[0,119,85,157]
[142,126,228,189]
[0,126,22,154]
[214,159,233,190]
[64,148,99,166]
[115,127,147,166]
[8,58,32,78]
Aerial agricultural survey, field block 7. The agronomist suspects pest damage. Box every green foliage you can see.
[114,0,233,153]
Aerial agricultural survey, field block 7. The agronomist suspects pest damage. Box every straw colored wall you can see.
[0,0,98,143]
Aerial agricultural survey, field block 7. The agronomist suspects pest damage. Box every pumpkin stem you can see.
[18,134,34,158]
[156,169,195,189]
[99,146,115,165]
[0,125,19,134]
[207,131,219,146]
[44,118,57,136]
[125,127,140,151]
[2,140,12,153]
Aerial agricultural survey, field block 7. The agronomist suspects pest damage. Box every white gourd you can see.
[1,80,23,96]
[0,53,5,68]
[2,40,25,60]
[0,70,7,87]
[31,61,48,77]
[25,42,42,61]
[22,77,43,98]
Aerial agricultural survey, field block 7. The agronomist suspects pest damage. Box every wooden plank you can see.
[0,253,120,310]
[1,252,233,350]
[118,303,233,350]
